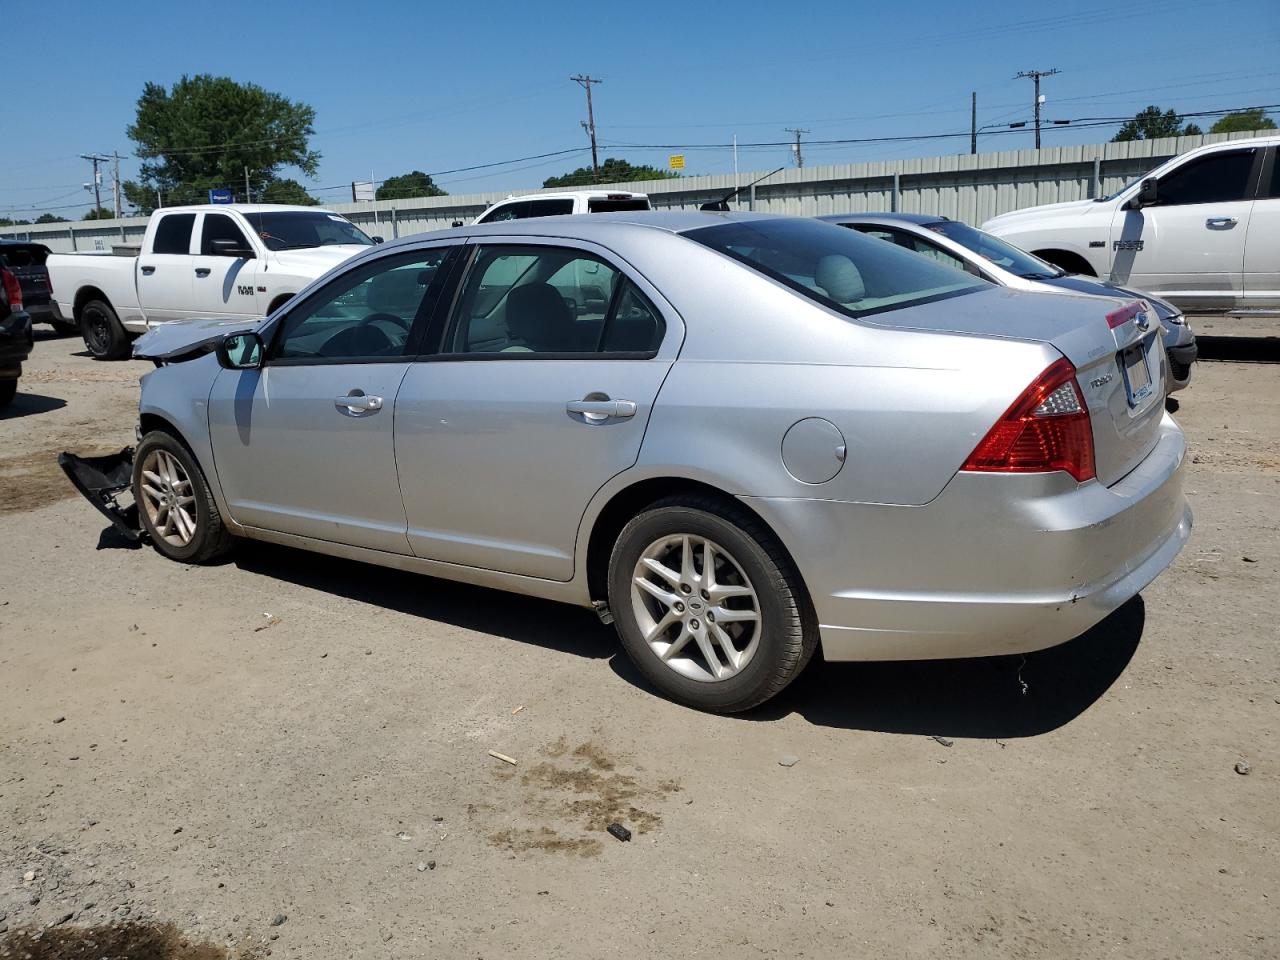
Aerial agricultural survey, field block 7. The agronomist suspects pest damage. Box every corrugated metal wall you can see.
[4,130,1270,253]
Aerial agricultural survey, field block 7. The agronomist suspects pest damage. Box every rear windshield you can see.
[924,220,1063,280]
[686,218,985,318]
[0,244,49,267]
[239,211,373,251]
[588,198,651,213]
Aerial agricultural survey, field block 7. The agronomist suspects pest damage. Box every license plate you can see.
[1121,342,1152,406]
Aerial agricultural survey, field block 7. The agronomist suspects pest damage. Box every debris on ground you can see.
[607,823,632,842]
[512,705,525,716]
[777,755,800,767]
[1235,759,1252,775]
[271,913,287,926]
[931,736,955,748]
[254,613,281,632]
[488,750,518,765]
[53,716,66,724]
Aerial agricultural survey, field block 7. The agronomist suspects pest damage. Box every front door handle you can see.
[195,267,211,277]
[334,392,384,415]
[1206,217,1238,228]
[140,265,155,276]
[566,397,638,422]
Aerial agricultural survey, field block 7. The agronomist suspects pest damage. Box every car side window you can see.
[152,214,196,255]
[1156,150,1255,206]
[901,235,967,272]
[201,214,250,255]
[445,245,663,356]
[271,248,455,363]
[479,202,523,224]
[526,199,574,218]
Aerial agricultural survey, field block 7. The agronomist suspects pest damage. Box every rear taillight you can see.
[961,357,1096,483]
[1,268,21,310]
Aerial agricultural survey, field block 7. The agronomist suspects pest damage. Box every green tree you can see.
[122,74,319,215]
[1111,105,1200,142]
[260,178,319,206]
[35,213,70,223]
[1209,109,1277,134]
[0,217,31,227]
[376,171,447,200]
[543,157,680,188]
[82,207,116,220]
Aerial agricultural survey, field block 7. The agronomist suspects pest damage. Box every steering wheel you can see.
[357,311,412,332]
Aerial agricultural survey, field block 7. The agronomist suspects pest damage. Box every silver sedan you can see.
[102,212,1191,712]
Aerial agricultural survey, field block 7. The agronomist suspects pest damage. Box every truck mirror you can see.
[1131,178,1158,210]
[216,331,264,370]
[372,236,385,244]
[209,238,255,259]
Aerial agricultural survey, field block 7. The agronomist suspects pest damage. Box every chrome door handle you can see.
[566,397,638,422]
[334,393,383,414]
[1206,217,1238,228]
[195,267,211,277]
[140,265,155,275]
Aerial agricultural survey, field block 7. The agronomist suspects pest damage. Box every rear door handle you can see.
[566,397,637,422]
[140,265,155,276]
[195,267,211,277]
[1206,217,1238,228]
[334,392,384,415]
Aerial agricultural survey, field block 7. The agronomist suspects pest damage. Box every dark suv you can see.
[0,239,66,333]
[0,263,33,407]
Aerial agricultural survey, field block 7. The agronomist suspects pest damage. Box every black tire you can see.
[80,298,131,360]
[49,318,80,336]
[0,378,16,408]
[132,430,236,564]
[608,494,818,713]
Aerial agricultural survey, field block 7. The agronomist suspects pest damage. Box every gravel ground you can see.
[1,327,1276,959]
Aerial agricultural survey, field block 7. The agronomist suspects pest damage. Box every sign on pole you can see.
[208,188,233,204]
[351,181,376,202]
[668,155,685,171]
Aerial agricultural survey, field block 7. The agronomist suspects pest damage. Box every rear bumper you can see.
[0,310,34,370]
[744,413,1190,661]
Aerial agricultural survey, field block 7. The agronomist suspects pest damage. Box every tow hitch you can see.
[57,448,144,542]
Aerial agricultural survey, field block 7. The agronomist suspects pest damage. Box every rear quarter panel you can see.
[47,252,144,326]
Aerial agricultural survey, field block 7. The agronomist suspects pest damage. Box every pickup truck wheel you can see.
[0,379,16,408]
[133,431,236,564]
[81,299,131,361]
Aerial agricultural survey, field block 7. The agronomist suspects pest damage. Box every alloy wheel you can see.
[139,448,197,547]
[630,533,762,682]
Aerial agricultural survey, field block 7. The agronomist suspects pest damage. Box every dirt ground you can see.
[2,326,1277,959]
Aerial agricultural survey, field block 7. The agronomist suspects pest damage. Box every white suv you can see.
[474,190,650,224]
[983,136,1280,313]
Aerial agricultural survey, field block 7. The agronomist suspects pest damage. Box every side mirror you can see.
[1130,178,1158,210]
[371,235,385,244]
[215,331,264,370]
[209,238,255,258]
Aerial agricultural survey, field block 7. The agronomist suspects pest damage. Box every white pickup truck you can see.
[473,190,651,224]
[982,135,1280,314]
[48,204,378,359]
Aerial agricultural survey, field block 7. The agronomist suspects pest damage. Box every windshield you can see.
[924,221,1063,279]
[240,211,374,251]
[686,218,985,318]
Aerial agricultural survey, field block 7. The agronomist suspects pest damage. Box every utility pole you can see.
[785,128,809,168]
[1014,68,1061,148]
[80,153,110,216]
[970,92,978,155]
[111,151,122,218]
[244,166,252,204]
[570,75,602,182]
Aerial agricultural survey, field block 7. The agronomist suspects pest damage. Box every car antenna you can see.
[699,167,785,212]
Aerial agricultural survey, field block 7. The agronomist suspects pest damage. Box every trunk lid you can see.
[0,242,52,307]
[863,285,1167,487]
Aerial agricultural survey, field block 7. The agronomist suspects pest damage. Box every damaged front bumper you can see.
[57,448,144,542]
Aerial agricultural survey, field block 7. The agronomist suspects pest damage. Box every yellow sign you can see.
[669,154,685,170]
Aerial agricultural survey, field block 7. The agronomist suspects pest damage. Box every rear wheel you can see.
[132,430,236,563]
[0,379,16,408]
[80,299,131,360]
[608,495,817,713]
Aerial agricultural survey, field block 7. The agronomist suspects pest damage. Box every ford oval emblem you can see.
[1135,311,1150,331]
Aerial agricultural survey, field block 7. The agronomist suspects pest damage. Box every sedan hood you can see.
[133,316,263,362]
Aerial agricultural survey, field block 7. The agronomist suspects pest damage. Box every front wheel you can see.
[80,299,131,360]
[608,495,818,713]
[132,431,236,563]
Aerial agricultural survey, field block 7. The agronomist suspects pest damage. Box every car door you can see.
[1243,147,1280,308]
[1109,146,1262,304]
[395,240,680,580]
[191,212,260,317]
[135,212,196,323]
[207,244,462,553]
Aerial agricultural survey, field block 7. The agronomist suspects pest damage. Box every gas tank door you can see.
[781,417,847,485]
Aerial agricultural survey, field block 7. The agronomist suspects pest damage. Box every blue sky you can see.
[3,0,1277,219]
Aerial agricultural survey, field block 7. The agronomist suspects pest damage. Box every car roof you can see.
[154,204,342,215]
[817,212,947,226]
[486,190,650,203]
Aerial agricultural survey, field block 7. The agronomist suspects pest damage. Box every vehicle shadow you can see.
[1196,335,1280,363]
[232,541,616,661]
[0,392,67,419]
[729,597,1145,738]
